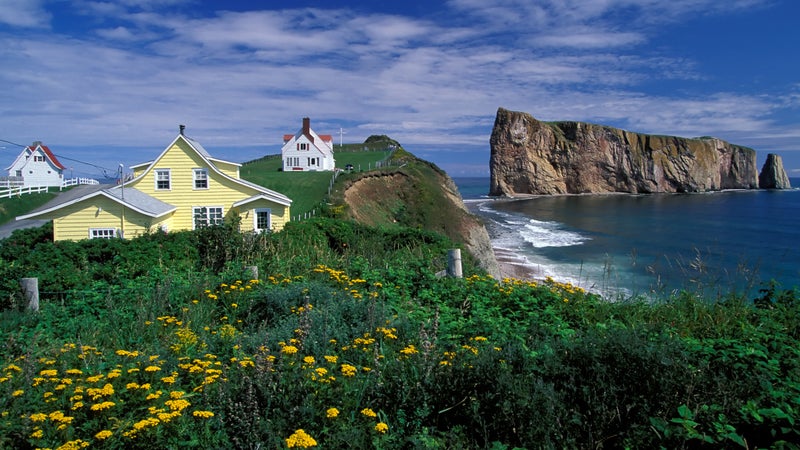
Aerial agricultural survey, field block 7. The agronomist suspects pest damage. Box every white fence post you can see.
[447,249,463,279]
[20,277,39,312]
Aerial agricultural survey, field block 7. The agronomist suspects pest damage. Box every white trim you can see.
[155,168,171,191]
[192,205,224,229]
[253,207,271,233]
[17,188,177,221]
[124,134,291,206]
[193,168,209,190]
[89,228,117,239]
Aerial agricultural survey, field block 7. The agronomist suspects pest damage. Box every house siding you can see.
[49,196,169,241]
[20,133,290,241]
[235,199,289,232]
[128,139,288,232]
[7,148,64,187]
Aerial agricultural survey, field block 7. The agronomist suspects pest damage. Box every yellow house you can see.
[17,128,292,241]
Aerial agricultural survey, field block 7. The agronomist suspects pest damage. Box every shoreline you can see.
[493,247,544,281]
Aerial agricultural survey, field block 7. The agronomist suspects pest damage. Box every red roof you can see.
[29,143,66,170]
[318,134,333,142]
[283,134,294,143]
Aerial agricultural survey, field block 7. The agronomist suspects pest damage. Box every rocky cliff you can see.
[758,153,792,189]
[338,149,501,278]
[490,108,759,196]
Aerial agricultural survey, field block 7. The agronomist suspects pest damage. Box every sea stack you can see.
[758,153,792,189]
[489,107,759,196]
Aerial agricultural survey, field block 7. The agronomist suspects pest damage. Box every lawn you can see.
[240,151,391,218]
[0,191,58,226]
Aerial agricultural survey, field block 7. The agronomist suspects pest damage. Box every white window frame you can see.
[298,142,309,151]
[89,228,117,239]
[155,169,171,190]
[254,208,271,233]
[193,168,209,190]
[193,206,224,229]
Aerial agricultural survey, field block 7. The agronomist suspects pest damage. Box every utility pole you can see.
[338,127,346,148]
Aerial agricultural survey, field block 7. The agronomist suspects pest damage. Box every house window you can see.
[308,157,318,166]
[193,206,224,229]
[287,157,300,167]
[34,155,45,162]
[89,228,117,239]
[193,168,208,189]
[254,208,271,233]
[15,170,21,177]
[155,169,171,190]
[297,143,309,151]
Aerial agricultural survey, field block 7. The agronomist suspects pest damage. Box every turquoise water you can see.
[455,177,800,298]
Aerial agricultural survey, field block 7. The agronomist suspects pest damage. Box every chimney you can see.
[32,140,42,147]
[179,124,185,135]
[302,117,314,143]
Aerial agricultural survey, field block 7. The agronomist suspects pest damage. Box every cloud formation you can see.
[0,0,797,176]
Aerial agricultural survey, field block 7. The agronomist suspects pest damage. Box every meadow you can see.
[1,219,799,449]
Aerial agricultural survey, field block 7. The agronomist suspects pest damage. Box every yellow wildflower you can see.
[285,429,317,448]
[90,401,115,411]
[361,408,377,418]
[326,407,339,418]
[341,364,357,377]
[192,410,215,419]
[375,422,389,433]
[281,345,299,355]
[95,430,113,440]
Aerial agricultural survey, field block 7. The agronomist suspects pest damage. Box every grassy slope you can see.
[239,151,391,218]
[0,191,58,226]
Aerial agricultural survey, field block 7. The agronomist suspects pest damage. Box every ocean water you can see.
[455,177,800,299]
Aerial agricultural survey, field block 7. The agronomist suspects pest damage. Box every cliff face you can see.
[759,153,792,189]
[340,154,501,278]
[490,108,759,195]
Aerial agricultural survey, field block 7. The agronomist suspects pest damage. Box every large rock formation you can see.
[758,153,792,189]
[490,108,759,196]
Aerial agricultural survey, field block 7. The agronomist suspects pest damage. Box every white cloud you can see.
[0,0,795,177]
[0,0,50,28]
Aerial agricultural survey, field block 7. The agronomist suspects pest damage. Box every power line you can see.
[0,138,26,148]
[1,137,118,176]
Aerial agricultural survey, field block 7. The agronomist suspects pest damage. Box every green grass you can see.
[240,151,390,217]
[0,191,58,226]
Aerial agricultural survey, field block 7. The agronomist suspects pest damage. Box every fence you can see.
[0,177,101,198]
[290,150,399,223]
[61,177,100,189]
[0,185,49,199]
[0,177,24,189]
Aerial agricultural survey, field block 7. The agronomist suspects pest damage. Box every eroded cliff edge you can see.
[490,107,760,196]
[337,149,501,278]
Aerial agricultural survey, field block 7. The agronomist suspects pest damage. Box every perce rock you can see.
[758,153,792,189]
[490,107,760,196]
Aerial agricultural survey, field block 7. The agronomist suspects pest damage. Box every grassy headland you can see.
[0,140,798,449]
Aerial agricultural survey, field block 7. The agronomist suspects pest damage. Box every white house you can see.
[281,117,335,171]
[5,141,66,187]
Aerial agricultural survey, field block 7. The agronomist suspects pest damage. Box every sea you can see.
[454,177,800,299]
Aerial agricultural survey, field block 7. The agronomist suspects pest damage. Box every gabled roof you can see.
[4,142,66,171]
[37,144,66,170]
[128,132,290,206]
[17,184,177,221]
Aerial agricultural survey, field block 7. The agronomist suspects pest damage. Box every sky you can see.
[0,0,798,180]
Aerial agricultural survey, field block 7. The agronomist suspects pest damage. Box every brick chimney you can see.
[302,117,314,143]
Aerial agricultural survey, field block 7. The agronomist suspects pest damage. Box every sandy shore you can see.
[494,247,545,281]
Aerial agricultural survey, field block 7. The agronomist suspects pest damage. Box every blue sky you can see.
[1,0,798,179]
